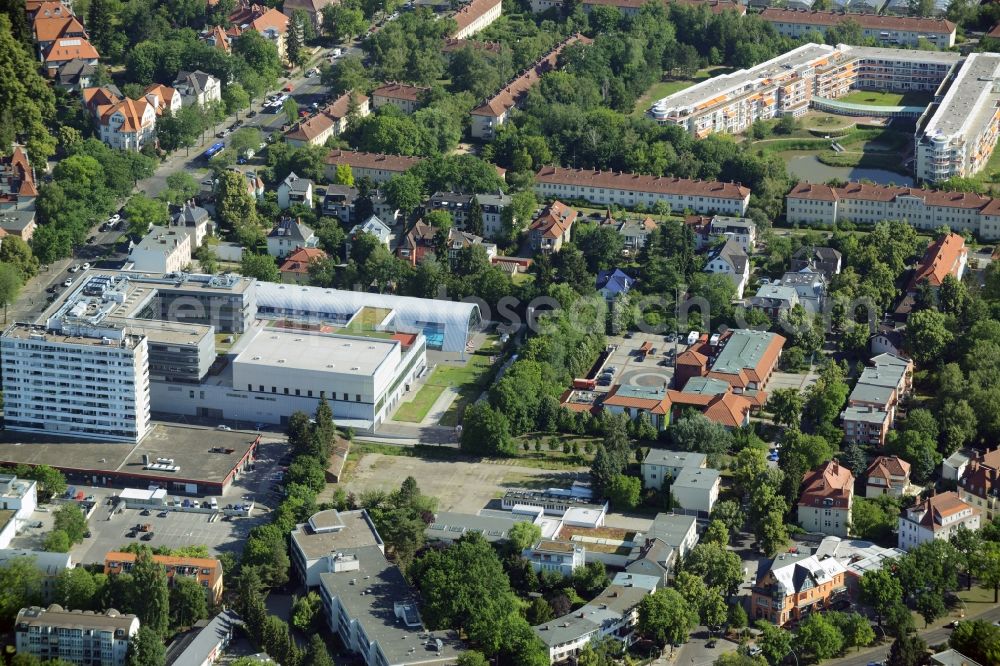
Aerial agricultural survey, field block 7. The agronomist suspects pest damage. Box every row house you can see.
[786,181,1000,241]
[841,353,913,447]
[371,82,429,115]
[450,0,502,39]
[324,149,423,184]
[104,551,224,604]
[470,34,591,139]
[534,166,751,216]
[285,92,370,148]
[760,9,956,48]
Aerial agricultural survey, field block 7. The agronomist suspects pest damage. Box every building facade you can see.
[451,0,502,39]
[523,539,586,576]
[785,181,1000,241]
[760,9,956,47]
[371,83,428,114]
[898,491,980,550]
[865,455,912,498]
[128,228,192,274]
[957,448,1000,521]
[1,323,151,443]
[841,353,913,447]
[797,461,854,537]
[15,606,139,666]
[534,166,751,216]
[751,554,848,626]
[104,551,224,604]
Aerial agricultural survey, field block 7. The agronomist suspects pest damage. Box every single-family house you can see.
[172,70,222,108]
[596,269,634,301]
[898,491,980,551]
[277,172,314,210]
[322,185,358,223]
[704,238,749,298]
[267,217,316,258]
[791,245,842,277]
[797,461,854,537]
[529,201,577,254]
[346,215,391,259]
[280,247,328,283]
[169,201,213,248]
[748,283,799,318]
[865,455,913,498]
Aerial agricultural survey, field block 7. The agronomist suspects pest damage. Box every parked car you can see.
[108,214,121,224]
[63,278,73,287]
[69,264,80,273]
[217,424,232,431]
[247,109,257,118]
[283,83,293,92]
[141,532,154,541]
[140,509,150,516]
[81,263,91,270]
[158,511,168,518]
[127,530,137,538]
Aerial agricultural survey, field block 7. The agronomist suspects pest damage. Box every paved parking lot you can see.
[601,333,678,391]
[340,454,586,513]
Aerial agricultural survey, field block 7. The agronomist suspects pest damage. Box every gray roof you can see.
[645,513,696,549]
[289,509,381,562]
[166,610,242,666]
[642,449,706,470]
[708,238,748,274]
[750,284,799,307]
[930,649,982,666]
[842,405,891,424]
[476,193,510,208]
[56,58,96,85]
[324,185,358,203]
[173,202,209,226]
[534,584,650,648]
[268,217,314,241]
[425,510,530,542]
[281,172,313,194]
[672,467,720,490]
[319,545,462,665]
[710,216,754,233]
[0,209,35,232]
[847,355,908,406]
[174,70,217,96]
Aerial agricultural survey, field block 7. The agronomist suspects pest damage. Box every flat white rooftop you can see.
[234,328,397,376]
[922,52,1000,143]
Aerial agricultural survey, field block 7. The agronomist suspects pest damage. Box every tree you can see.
[283,97,300,125]
[169,576,208,628]
[852,496,899,542]
[0,16,57,163]
[0,235,39,279]
[163,172,200,203]
[229,127,262,157]
[686,542,743,596]
[669,414,733,465]
[833,612,875,652]
[53,503,87,544]
[216,170,259,231]
[240,253,279,282]
[291,591,322,632]
[794,613,844,660]
[44,530,70,553]
[508,521,542,551]
[123,193,169,237]
[321,4,366,42]
[131,548,169,636]
[306,634,334,666]
[456,652,489,666]
[711,500,745,536]
[637,588,697,647]
[606,474,641,510]
[756,621,793,665]
[334,163,354,186]
[974,540,1000,603]
[907,308,953,366]
[286,12,306,67]
[125,627,166,666]
[461,402,514,456]
[949,620,1000,666]
[0,556,43,622]
[384,173,423,215]
[0,263,22,323]
[727,603,748,632]
[54,567,99,610]
[702,520,729,547]
[888,633,927,666]
[950,524,982,591]
[768,388,804,428]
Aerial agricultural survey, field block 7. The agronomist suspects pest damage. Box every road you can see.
[7,43,364,326]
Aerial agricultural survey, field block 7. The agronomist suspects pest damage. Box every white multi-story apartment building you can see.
[16,606,139,666]
[916,53,1000,182]
[534,166,751,215]
[97,97,157,151]
[798,461,854,537]
[785,181,1000,240]
[649,42,960,138]
[898,491,980,551]
[761,9,956,48]
[641,450,707,490]
[128,228,192,273]
[451,0,502,39]
[0,322,151,443]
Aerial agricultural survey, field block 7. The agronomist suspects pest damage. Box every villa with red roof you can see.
[82,87,157,151]
[798,461,854,537]
[865,455,912,498]
[529,201,578,255]
[907,232,967,294]
[898,491,979,551]
[958,447,1000,521]
[280,247,328,284]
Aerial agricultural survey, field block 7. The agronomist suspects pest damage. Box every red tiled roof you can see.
[788,181,994,210]
[451,0,501,35]
[44,37,99,64]
[472,34,591,118]
[442,38,503,54]
[908,232,966,290]
[279,247,328,273]
[99,97,153,132]
[325,149,422,173]
[29,1,71,18]
[3,146,37,198]
[33,15,86,43]
[530,200,578,239]
[285,92,368,142]
[799,461,854,508]
[537,166,751,200]
[676,350,708,367]
[989,23,1000,39]
[372,82,429,102]
[909,491,976,530]
[761,7,954,33]
[865,455,911,487]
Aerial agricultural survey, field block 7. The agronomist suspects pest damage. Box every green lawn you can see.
[391,334,502,425]
[836,90,932,107]
[392,384,446,423]
[631,67,731,117]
